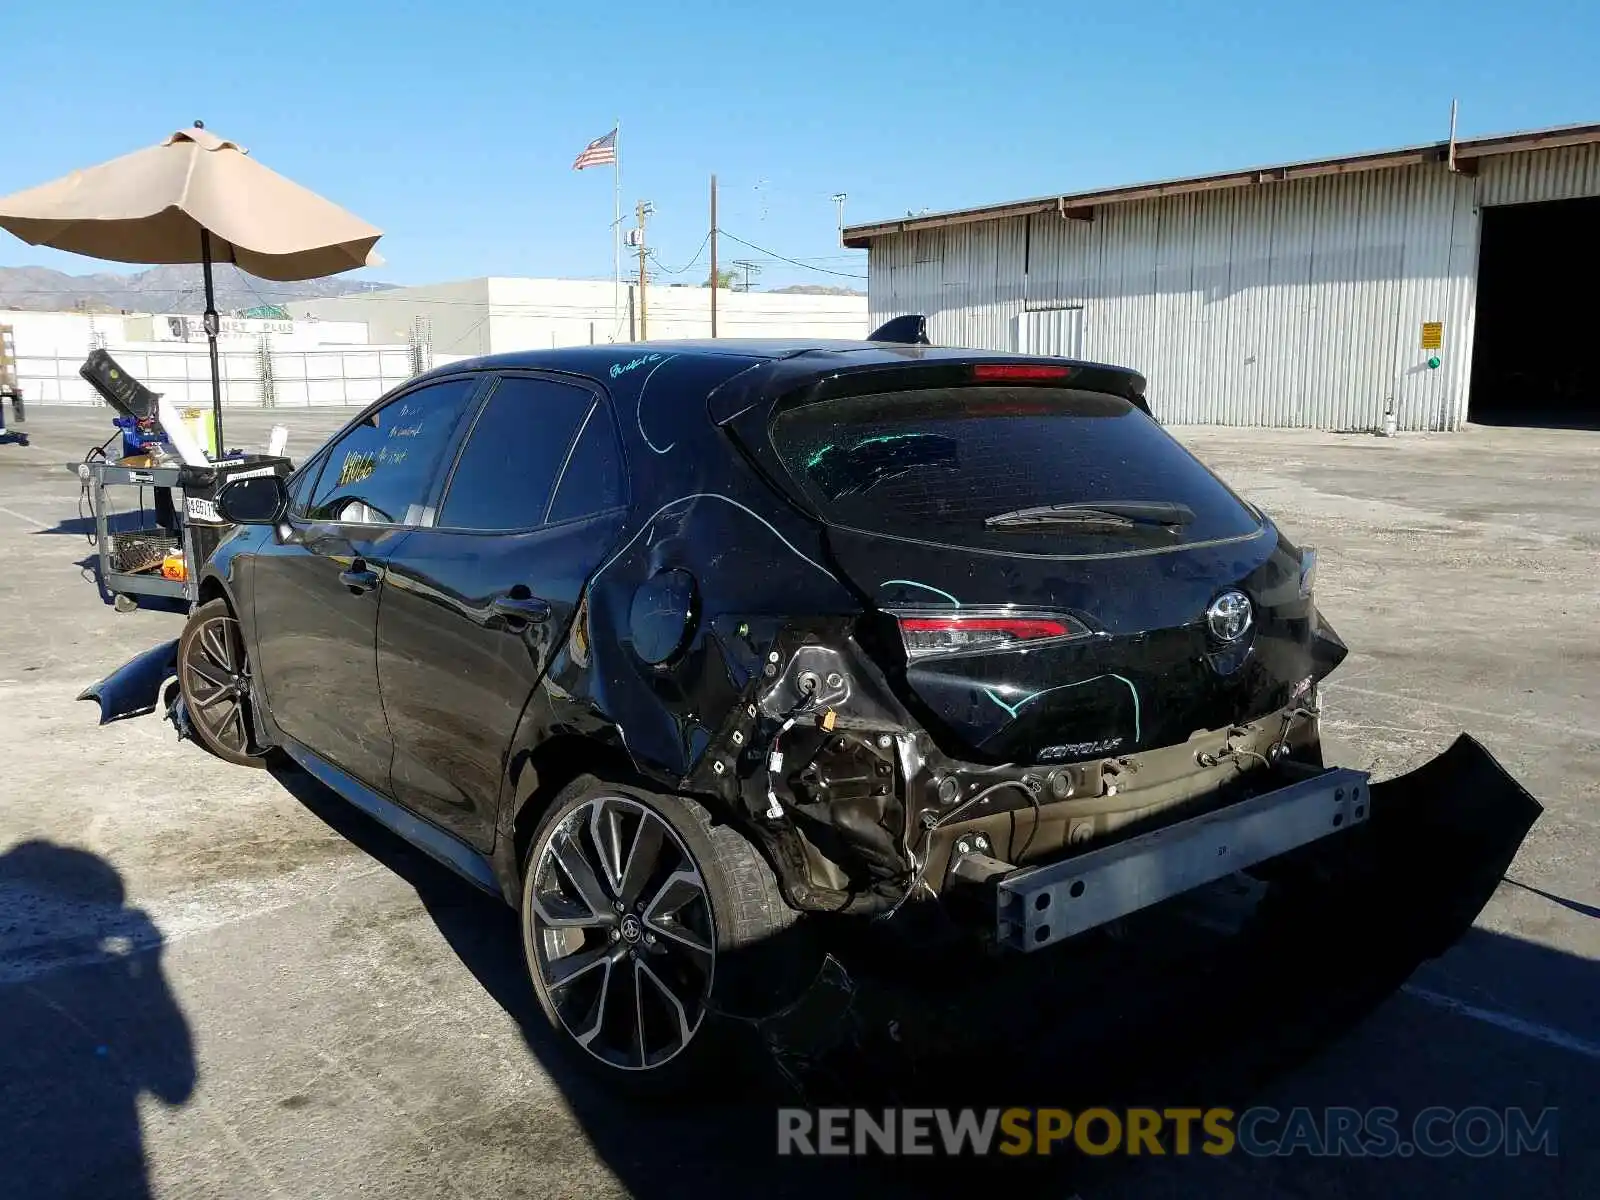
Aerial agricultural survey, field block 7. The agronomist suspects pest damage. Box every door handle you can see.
[491,594,551,624]
[339,563,379,594]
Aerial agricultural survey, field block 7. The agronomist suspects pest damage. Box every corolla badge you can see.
[1206,590,1253,642]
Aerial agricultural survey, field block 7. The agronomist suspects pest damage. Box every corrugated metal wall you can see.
[1478,141,1600,204]
[1016,307,1084,355]
[866,144,1600,430]
[869,219,1029,352]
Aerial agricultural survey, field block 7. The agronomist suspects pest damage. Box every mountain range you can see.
[0,264,863,313]
[0,264,392,315]
[769,284,866,296]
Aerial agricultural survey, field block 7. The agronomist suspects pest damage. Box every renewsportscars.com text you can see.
[777,1106,1559,1158]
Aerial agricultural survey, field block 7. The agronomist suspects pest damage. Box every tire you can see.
[177,598,269,769]
[519,774,811,1094]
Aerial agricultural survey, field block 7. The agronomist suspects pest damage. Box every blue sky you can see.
[1,0,1596,293]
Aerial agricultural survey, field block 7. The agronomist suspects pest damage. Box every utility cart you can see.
[76,453,294,612]
[77,458,192,611]
[73,349,291,612]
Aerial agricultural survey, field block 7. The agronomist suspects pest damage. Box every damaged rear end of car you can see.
[696,347,1539,966]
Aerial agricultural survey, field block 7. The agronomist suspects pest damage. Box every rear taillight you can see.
[896,613,1091,660]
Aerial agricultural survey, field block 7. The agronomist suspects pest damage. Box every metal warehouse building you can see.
[845,122,1600,430]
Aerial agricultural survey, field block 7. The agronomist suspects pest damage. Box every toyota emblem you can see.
[1206,590,1253,642]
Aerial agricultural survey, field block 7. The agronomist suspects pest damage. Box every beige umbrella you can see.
[0,123,384,449]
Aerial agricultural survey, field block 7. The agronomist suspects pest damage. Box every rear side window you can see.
[770,387,1261,554]
[547,402,626,524]
[438,377,594,531]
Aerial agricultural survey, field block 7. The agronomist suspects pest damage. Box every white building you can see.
[0,308,367,358]
[845,121,1600,430]
[287,276,871,359]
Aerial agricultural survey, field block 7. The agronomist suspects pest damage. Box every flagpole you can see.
[613,118,622,339]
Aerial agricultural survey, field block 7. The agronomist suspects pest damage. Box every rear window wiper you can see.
[983,501,1197,530]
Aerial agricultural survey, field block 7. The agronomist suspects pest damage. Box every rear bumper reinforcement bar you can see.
[997,767,1371,951]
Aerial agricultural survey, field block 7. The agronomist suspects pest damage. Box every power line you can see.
[235,271,281,314]
[646,230,712,276]
[713,255,865,269]
[443,315,489,351]
[714,229,867,279]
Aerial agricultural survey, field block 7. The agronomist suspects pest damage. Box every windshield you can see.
[770,386,1262,555]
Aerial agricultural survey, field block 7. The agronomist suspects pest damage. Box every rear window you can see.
[770,387,1261,554]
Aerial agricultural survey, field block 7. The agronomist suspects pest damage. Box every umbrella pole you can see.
[200,228,223,457]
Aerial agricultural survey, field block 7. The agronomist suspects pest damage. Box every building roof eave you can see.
[842,120,1600,247]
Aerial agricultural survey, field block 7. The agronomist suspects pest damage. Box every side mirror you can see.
[217,475,289,525]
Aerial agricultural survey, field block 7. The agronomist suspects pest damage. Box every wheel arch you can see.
[491,733,641,903]
[196,571,230,608]
[191,570,282,752]
[177,594,271,767]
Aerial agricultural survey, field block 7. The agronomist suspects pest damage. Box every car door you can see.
[377,373,629,850]
[249,375,485,790]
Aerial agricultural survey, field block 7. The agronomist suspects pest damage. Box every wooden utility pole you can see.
[710,174,719,338]
[635,198,652,340]
[731,259,762,293]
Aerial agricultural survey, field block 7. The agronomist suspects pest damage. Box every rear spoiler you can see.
[866,315,930,345]
[711,318,1154,423]
[862,314,1152,418]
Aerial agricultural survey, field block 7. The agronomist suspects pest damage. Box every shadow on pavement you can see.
[31,511,153,538]
[271,763,888,1198]
[271,760,1589,1199]
[0,841,195,1200]
[35,508,190,612]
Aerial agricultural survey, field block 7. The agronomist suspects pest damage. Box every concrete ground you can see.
[0,404,1595,1199]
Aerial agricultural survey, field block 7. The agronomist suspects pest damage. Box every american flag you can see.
[572,128,618,170]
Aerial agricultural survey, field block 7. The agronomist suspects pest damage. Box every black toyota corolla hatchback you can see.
[184,330,1350,1088]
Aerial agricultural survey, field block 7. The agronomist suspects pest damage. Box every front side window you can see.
[285,455,323,518]
[305,378,480,525]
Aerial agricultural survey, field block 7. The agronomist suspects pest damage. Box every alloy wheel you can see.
[183,612,254,757]
[527,796,716,1071]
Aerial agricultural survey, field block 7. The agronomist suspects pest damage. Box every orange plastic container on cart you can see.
[160,551,187,582]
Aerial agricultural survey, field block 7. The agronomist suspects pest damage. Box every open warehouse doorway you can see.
[1469,195,1600,428]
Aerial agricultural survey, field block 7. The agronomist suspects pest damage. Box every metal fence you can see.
[16,340,418,408]
[265,347,416,407]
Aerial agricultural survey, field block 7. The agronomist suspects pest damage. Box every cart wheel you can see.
[113,593,139,613]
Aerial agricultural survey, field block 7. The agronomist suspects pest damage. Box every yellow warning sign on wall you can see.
[1421,321,1443,350]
